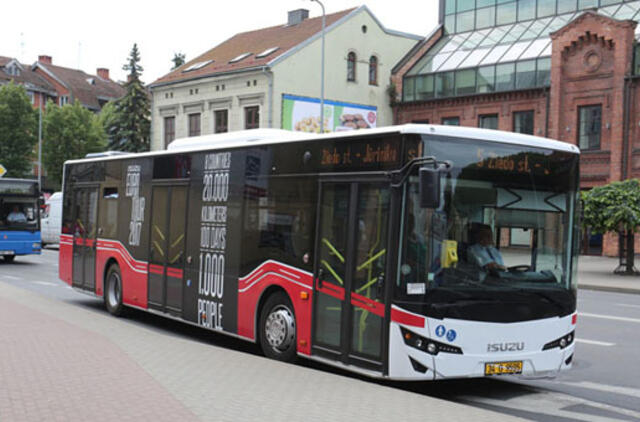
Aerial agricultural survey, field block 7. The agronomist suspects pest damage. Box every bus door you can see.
[72,186,99,291]
[148,184,188,314]
[312,180,390,371]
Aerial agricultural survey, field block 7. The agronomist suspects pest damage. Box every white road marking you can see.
[575,338,615,347]
[580,312,640,324]
[2,275,20,280]
[34,281,60,287]
[558,381,640,400]
[617,303,640,309]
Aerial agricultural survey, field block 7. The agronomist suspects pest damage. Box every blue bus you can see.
[0,178,42,262]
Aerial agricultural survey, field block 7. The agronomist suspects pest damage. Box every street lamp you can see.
[310,0,325,133]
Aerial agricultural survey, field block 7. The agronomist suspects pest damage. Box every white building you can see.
[149,6,421,150]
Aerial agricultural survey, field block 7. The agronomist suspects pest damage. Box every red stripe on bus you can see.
[316,281,345,301]
[391,306,425,328]
[350,292,384,317]
[237,261,313,355]
[166,268,184,278]
[94,241,148,308]
[149,264,164,275]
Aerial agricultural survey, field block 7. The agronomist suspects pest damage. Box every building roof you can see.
[35,62,126,110]
[151,7,358,87]
[0,56,56,93]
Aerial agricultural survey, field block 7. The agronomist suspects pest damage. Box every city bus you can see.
[58,125,580,380]
[0,178,42,262]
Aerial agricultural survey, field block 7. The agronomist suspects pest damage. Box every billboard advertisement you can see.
[282,94,377,133]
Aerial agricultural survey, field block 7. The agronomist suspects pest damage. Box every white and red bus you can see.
[59,125,579,380]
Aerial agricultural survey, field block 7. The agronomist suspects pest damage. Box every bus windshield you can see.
[0,196,39,230]
[396,136,580,322]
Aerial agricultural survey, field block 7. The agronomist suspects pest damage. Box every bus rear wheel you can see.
[105,264,126,317]
[259,292,297,362]
[3,255,15,263]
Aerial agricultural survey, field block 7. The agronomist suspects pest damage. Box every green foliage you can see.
[0,82,38,177]
[581,179,640,234]
[98,101,119,146]
[43,100,106,186]
[172,52,186,70]
[107,43,150,152]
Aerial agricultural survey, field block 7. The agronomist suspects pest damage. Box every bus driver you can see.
[7,206,27,224]
[468,225,506,271]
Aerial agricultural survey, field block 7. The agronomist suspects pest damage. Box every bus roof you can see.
[64,124,579,165]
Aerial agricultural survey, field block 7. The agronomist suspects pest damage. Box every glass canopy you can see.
[403,1,640,101]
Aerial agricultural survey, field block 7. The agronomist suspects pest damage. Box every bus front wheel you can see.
[105,264,126,317]
[3,255,15,263]
[259,292,297,362]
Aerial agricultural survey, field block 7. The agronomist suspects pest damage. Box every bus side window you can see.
[241,178,315,275]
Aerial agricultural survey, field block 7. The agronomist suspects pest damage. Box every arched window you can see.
[347,52,356,82]
[369,56,378,85]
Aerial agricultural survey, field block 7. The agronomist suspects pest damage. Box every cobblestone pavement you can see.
[0,281,524,422]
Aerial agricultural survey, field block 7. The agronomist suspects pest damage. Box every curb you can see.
[579,284,640,295]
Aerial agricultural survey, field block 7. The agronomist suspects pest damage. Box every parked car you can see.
[41,192,62,247]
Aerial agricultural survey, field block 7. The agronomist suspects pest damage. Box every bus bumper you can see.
[0,231,42,256]
[388,310,576,380]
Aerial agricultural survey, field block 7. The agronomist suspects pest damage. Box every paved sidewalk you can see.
[578,255,640,295]
[0,282,524,422]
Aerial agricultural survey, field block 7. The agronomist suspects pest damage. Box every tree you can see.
[0,82,38,177]
[582,179,640,275]
[43,101,106,186]
[98,101,119,147]
[172,52,186,70]
[107,43,151,152]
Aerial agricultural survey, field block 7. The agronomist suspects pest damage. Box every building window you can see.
[59,96,69,106]
[369,56,378,86]
[164,116,175,147]
[513,110,534,135]
[347,52,356,82]
[442,117,460,126]
[578,105,602,150]
[479,114,498,130]
[188,113,201,137]
[214,109,228,133]
[245,106,260,129]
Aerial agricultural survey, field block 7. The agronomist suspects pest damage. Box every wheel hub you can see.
[265,306,295,352]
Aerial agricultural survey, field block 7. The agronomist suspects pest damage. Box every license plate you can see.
[485,361,523,375]
[0,250,15,255]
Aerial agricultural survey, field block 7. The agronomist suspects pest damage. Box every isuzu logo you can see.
[487,342,524,352]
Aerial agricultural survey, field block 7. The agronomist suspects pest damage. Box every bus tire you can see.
[105,264,126,317]
[259,291,297,362]
[3,255,15,263]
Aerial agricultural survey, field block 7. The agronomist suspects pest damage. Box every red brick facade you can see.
[393,12,639,257]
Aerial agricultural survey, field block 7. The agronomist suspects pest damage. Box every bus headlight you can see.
[400,326,463,356]
[543,331,575,350]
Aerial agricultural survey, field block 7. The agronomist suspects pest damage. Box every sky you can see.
[1,0,439,84]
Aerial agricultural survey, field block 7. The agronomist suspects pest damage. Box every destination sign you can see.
[319,141,400,168]
[475,148,550,175]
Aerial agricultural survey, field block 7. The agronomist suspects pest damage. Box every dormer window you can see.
[86,78,95,85]
[5,62,21,77]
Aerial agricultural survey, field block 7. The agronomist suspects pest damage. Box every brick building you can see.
[392,0,640,256]
[1,55,125,187]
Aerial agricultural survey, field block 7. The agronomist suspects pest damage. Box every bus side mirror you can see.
[419,167,440,208]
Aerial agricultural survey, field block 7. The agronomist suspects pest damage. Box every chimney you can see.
[288,9,309,26]
[38,55,52,64]
[97,68,110,80]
